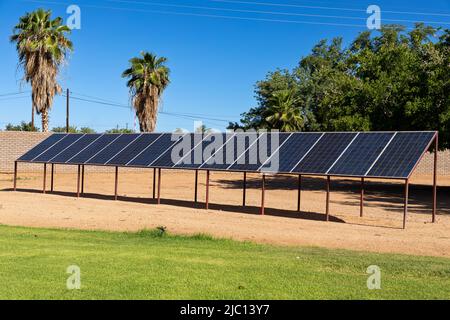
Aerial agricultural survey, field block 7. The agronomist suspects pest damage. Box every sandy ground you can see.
[0,168,449,258]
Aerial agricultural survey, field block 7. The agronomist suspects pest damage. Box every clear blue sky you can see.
[1,0,449,132]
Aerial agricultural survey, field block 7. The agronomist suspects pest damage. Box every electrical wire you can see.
[104,0,450,25]
[212,0,450,17]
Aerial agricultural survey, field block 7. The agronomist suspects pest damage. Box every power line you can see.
[23,0,366,28]
[0,91,31,97]
[212,0,450,17]
[0,95,30,102]
[105,0,450,25]
[63,93,232,124]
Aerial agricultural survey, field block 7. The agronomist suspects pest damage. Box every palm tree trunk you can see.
[41,108,49,132]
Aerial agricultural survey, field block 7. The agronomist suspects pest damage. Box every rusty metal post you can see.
[81,165,85,195]
[153,168,156,199]
[50,164,54,192]
[360,177,365,217]
[205,170,210,210]
[157,168,161,205]
[432,133,438,223]
[403,179,409,229]
[43,163,47,194]
[243,172,247,207]
[260,174,266,215]
[114,166,119,201]
[195,170,198,203]
[77,165,81,198]
[326,176,330,221]
[297,175,302,212]
[13,161,17,191]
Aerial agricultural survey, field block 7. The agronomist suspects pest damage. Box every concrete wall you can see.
[1,131,448,176]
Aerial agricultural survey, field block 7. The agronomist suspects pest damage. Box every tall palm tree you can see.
[263,89,305,132]
[10,9,73,132]
[122,52,170,132]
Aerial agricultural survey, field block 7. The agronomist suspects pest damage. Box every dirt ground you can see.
[0,168,449,258]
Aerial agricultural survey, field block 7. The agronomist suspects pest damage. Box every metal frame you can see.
[13,131,439,229]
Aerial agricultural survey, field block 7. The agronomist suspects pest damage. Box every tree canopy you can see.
[230,24,449,149]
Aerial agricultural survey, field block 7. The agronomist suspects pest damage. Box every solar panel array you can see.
[17,131,436,179]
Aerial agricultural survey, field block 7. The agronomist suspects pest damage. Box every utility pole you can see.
[66,88,70,133]
[31,104,35,129]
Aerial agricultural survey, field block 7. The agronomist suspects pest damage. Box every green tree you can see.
[234,24,449,148]
[5,121,38,132]
[10,9,73,132]
[261,89,306,132]
[122,52,170,132]
[105,128,134,134]
[51,126,96,133]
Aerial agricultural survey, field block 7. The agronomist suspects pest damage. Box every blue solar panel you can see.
[173,133,218,169]
[150,133,193,168]
[16,131,435,179]
[51,134,103,164]
[18,134,67,161]
[127,133,183,167]
[86,134,141,165]
[229,133,291,171]
[107,133,163,166]
[292,132,357,174]
[201,133,258,171]
[33,134,84,163]
[367,132,435,178]
[260,133,322,173]
[328,132,395,176]
[67,134,120,164]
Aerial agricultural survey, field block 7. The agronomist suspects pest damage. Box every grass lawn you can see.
[0,225,449,300]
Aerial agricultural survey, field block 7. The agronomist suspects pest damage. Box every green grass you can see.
[0,225,449,300]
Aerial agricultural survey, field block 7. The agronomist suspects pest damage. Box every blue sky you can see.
[1,0,449,132]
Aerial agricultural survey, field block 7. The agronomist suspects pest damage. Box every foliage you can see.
[0,225,449,299]
[195,124,212,134]
[232,24,449,149]
[5,121,38,132]
[51,126,96,133]
[10,9,73,132]
[122,51,170,132]
[105,127,134,134]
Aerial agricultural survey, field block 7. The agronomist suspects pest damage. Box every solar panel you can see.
[260,133,322,173]
[150,133,192,168]
[50,134,103,164]
[229,133,291,172]
[173,133,219,169]
[107,133,163,166]
[67,134,120,164]
[201,133,259,171]
[367,132,435,178]
[291,132,357,174]
[86,134,141,165]
[17,134,67,161]
[32,134,84,163]
[328,132,395,176]
[16,131,435,180]
[127,133,183,167]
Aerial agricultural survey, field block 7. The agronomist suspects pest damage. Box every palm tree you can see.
[10,9,73,132]
[262,89,305,132]
[122,52,170,132]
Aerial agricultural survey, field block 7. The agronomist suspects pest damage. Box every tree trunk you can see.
[41,108,49,132]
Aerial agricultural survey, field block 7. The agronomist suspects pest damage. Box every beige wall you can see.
[1,131,448,176]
